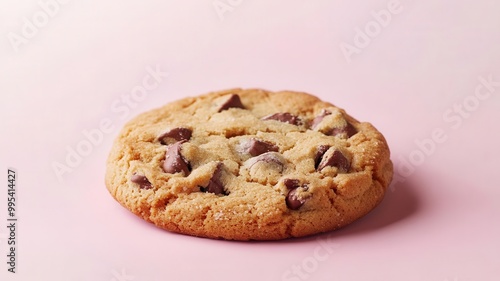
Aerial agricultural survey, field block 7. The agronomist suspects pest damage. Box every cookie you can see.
[105,89,393,240]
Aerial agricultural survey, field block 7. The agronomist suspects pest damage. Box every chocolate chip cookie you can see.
[105,89,393,240]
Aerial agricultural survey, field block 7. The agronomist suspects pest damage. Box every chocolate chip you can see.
[201,163,225,195]
[130,173,152,189]
[162,141,190,176]
[283,179,309,210]
[244,138,279,157]
[286,188,307,210]
[314,145,330,169]
[218,94,245,112]
[158,127,192,144]
[283,178,301,190]
[246,152,285,172]
[311,110,332,129]
[317,149,350,173]
[311,109,357,138]
[328,122,357,138]
[262,113,301,125]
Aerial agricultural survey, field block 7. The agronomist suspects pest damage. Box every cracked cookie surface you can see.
[105,89,393,240]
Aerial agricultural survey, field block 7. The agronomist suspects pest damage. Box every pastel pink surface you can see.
[1,0,500,280]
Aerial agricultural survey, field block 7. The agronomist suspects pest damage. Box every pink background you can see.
[1,0,500,280]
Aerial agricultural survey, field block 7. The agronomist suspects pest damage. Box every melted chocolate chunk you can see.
[262,113,301,125]
[245,138,279,157]
[162,141,190,176]
[158,127,192,144]
[218,94,245,112]
[317,150,350,173]
[314,145,331,169]
[328,122,357,138]
[283,179,309,210]
[247,152,285,172]
[201,163,225,195]
[311,109,357,138]
[286,188,307,210]
[283,178,301,190]
[130,173,152,189]
[311,110,332,129]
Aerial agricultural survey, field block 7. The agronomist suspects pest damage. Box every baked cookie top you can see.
[105,89,393,240]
